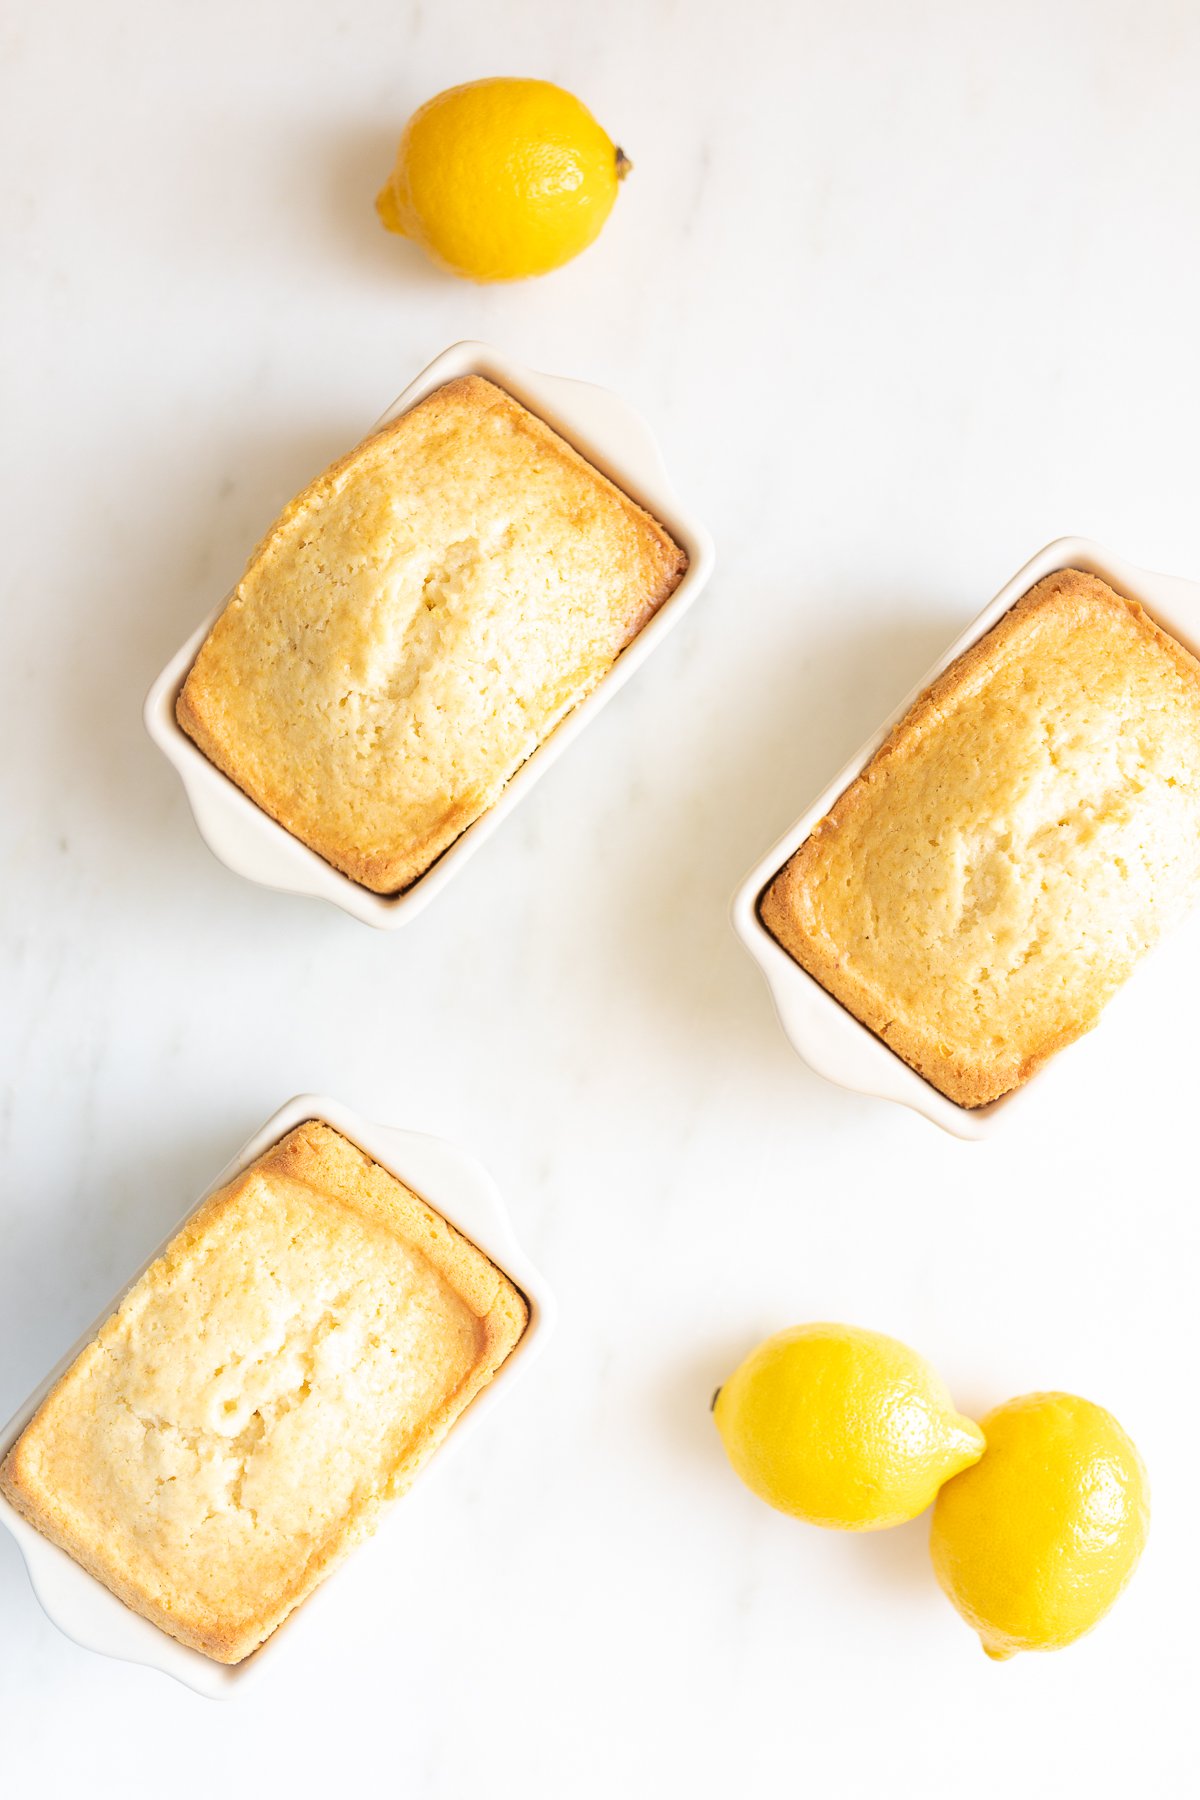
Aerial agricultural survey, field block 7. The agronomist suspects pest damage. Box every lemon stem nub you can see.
[615,148,632,180]
[375,179,407,237]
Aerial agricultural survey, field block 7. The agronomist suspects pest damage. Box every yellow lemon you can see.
[713,1324,984,1530]
[931,1392,1150,1660]
[376,77,630,281]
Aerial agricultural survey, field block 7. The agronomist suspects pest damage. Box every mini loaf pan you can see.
[145,340,716,928]
[0,1094,555,1699]
[732,537,1200,1141]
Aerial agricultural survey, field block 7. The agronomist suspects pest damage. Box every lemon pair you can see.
[713,1324,1149,1660]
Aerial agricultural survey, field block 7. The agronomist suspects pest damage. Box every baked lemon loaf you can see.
[177,375,687,892]
[0,1122,527,1663]
[761,570,1200,1107]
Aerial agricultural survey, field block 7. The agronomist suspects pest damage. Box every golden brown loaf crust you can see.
[0,1122,528,1664]
[761,570,1200,1107]
[177,375,688,892]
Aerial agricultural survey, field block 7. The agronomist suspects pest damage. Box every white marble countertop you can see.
[2,0,1197,1791]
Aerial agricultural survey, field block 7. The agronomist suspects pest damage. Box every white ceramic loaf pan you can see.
[732,537,1200,1141]
[0,1094,554,1699]
[145,340,715,928]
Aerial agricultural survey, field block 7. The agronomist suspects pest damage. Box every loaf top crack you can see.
[761,570,1200,1108]
[0,1122,527,1663]
[177,375,688,892]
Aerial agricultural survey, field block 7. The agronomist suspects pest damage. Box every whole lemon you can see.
[713,1324,984,1530]
[931,1392,1150,1660]
[376,77,630,281]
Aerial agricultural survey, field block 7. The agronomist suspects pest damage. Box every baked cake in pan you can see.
[761,570,1200,1107]
[0,1122,527,1663]
[177,375,687,892]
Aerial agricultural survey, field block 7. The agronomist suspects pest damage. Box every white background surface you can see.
[2,0,1198,1791]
